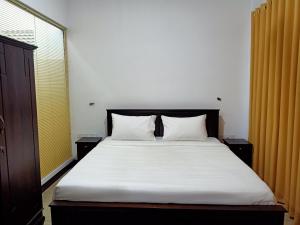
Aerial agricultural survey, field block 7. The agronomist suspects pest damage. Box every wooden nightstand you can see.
[76,137,102,161]
[223,139,253,167]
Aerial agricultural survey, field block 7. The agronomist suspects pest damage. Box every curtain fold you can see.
[259,2,271,176]
[276,0,295,201]
[286,0,300,213]
[264,0,278,185]
[253,4,266,174]
[292,38,300,224]
[250,0,300,223]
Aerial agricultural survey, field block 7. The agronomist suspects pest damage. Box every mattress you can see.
[54,137,275,205]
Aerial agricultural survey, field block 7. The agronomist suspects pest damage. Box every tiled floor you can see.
[284,210,294,225]
[43,179,60,225]
[43,178,294,225]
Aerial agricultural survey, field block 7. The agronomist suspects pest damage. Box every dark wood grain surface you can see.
[75,137,102,143]
[223,139,250,145]
[50,200,285,225]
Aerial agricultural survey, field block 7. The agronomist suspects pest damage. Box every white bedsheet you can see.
[54,137,275,205]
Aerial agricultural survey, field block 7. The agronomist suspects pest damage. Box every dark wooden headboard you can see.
[107,109,219,138]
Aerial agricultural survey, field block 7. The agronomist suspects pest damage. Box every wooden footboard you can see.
[50,200,286,225]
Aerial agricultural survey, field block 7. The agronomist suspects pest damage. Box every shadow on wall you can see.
[219,116,225,139]
[104,118,108,136]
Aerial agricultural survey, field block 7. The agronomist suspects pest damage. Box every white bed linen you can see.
[54,137,275,205]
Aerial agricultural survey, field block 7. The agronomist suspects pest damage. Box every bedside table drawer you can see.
[77,143,98,159]
[230,146,252,167]
[230,145,249,151]
[223,139,253,168]
[76,137,102,161]
[77,143,97,151]
[230,145,249,152]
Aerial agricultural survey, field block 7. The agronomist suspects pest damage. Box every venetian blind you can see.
[0,0,72,178]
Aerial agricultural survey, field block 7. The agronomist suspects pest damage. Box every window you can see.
[0,0,72,179]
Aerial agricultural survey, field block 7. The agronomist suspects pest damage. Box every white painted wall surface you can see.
[66,0,252,155]
[251,0,266,9]
[19,0,68,26]
[18,0,253,156]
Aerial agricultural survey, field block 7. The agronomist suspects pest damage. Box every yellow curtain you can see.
[249,0,300,224]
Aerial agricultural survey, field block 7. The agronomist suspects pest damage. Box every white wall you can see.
[19,0,68,26]
[66,0,252,155]
[251,0,266,9]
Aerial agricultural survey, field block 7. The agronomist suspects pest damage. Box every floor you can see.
[43,176,295,225]
[43,179,60,225]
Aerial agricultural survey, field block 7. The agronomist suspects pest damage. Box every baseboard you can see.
[41,158,76,192]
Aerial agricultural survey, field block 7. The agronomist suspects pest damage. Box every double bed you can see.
[50,109,285,225]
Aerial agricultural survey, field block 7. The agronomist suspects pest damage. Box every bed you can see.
[50,109,286,225]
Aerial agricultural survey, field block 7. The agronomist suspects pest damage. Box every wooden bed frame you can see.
[50,109,286,225]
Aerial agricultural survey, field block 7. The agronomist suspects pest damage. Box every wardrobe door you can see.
[0,42,10,225]
[24,48,43,221]
[1,44,42,225]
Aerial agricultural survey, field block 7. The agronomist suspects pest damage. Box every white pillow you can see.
[111,113,156,140]
[161,115,208,141]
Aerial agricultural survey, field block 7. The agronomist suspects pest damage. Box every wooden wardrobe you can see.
[0,35,44,225]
